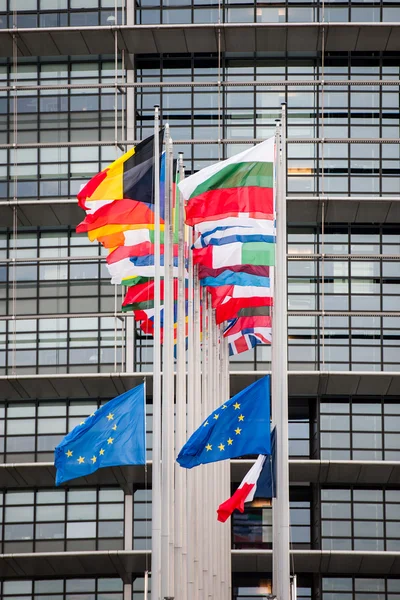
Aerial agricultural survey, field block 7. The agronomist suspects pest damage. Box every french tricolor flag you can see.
[217,429,276,523]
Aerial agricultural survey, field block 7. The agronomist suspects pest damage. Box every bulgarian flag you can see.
[193,242,275,270]
[179,137,275,226]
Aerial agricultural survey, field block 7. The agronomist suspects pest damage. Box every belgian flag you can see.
[77,131,164,210]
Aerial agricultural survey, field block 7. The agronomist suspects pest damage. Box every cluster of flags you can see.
[70,129,278,522]
[55,377,275,521]
[179,138,275,355]
[77,133,187,346]
[76,129,275,358]
[76,134,169,339]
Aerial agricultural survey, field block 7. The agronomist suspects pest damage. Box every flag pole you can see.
[186,220,196,600]
[151,105,162,600]
[219,326,231,600]
[193,268,202,598]
[272,103,290,600]
[175,152,187,600]
[161,123,174,599]
[201,287,209,600]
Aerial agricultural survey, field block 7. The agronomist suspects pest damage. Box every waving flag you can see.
[179,138,274,226]
[193,242,275,269]
[200,271,270,288]
[193,222,276,249]
[198,264,270,281]
[217,429,276,522]
[78,132,163,210]
[176,376,271,469]
[54,384,146,485]
[224,315,272,356]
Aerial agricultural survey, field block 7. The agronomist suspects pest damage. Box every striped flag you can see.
[179,137,274,226]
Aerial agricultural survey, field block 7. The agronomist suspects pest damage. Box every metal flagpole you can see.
[272,103,290,600]
[175,152,187,600]
[151,105,162,600]
[186,221,196,600]
[209,305,217,600]
[193,268,202,598]
[201,287,209,600]
[272,119,281,593]
[161,123,174,599]
[219,326,231,600]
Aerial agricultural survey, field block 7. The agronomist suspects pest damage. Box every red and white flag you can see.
[217,455,266,523]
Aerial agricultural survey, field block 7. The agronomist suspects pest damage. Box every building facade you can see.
[0,2,400,598]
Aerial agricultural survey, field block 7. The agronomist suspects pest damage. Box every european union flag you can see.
[54,384,146,485]
[177,376,270,469]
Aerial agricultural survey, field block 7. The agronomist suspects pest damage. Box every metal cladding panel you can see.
[229,373,264,395]
[387,376,400,396]
[14,464,56,487]
[0,463,155,489]
[0,379,25,400]
[356,463,394,485]
[83,30,116,54]
[225,27,255,53]
[326,552,364,574]
[232,551,400,574]
[0,557,23,577]
[325,200,359,224]
[325,374,360,396]
[52,203,83,227]
[0,551,149,579]
[18,31,60,56]
[17,204,60,227]
[256,27,287,52]
[46,554,97,576]
[288,199,320,223]
[16,377,70,400]
[185,28,219,52]
[154,29,188,53]
[326,462,361,484]
[386,28,400,51]
[123,29,158,53]
[293,551,324,573]
[289,373,320,396]
[355,200,392,224]
[231,550,272,572]
[325,25,359,51]
[51,31,91,54]
[0,467,25,488]
[0,33,14,57]
[356,26,390,51]
[119,551,152,574]
[360,554,398,574]
[386,201,400,223]
[290,460,321,483]
[287,26,320,52]
[356,374,393,396]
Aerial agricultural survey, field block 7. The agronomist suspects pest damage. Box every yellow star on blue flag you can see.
[54,383,146,485]
[176,376,270,469]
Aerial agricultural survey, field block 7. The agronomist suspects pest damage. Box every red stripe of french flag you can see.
[217,455,267,523]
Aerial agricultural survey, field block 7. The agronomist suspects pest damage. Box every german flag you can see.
[77,131,164,210]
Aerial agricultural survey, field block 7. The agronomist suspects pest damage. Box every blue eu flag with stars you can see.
[54,383,146,485]
[177,376,270,469]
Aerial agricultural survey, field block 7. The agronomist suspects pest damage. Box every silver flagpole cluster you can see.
[151,119,233,600]
[151,105,162,600]
[272,103,291,600]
